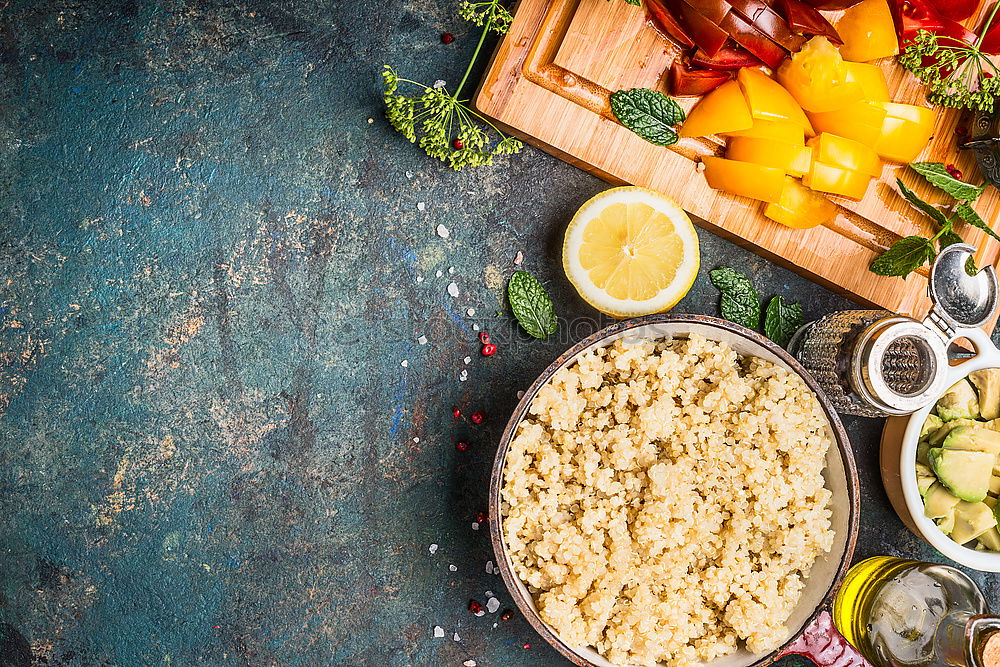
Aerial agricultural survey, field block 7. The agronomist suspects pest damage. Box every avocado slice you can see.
[921,413,944,440]
[951,500,998,544]
[923,482,962,518]
[941,425,1000,461]
[915,463,936,496]
[936,379,980,421]
[978,526,1000,551]
[969,369,1000,420]
[929,448,995,502]
[928,418,980,445]
[937,510,957,535]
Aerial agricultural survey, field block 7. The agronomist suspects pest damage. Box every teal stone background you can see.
[0,1,996,665]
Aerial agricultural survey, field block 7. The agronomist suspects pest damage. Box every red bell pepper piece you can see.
[930,0,980,21]
[662,0,732,55]
[717,9,790,67]
[668,61,733,95]
[979,3,1000,53]
[776,0,844,42]
[690,43,766,68]
[888,0,974,45]
[646,0,697,48]
[798,0,864,11]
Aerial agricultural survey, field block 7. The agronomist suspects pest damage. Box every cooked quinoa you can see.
[501,334,834,667]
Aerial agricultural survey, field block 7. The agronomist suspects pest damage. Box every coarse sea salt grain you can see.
[449,564,457,572]
[471,522,479,531]
[517,390,525,399]
[466,308,475,316]
[401,360,408,368]
[417,335,427,345]
[436,224,450,239]
[487,597,500,613]
[416,276,423,283]
[486,560,495,574]
[413,437,420,443]
[464,356,471,365]
[485,590,494,598]
[417,202,426,211]
[447,282,460,298]
[433,626,445,638]
[429,543,438,554]
[472,324,480,331]
[514,251,523,265]
[460,370,468,382]
[453,633,461,642]
[405,170,414,179]
[448,266,455,274]
[464,661,478,667]
[436,270,443,278]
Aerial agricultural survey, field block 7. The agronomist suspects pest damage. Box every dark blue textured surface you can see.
[0,1,995,665]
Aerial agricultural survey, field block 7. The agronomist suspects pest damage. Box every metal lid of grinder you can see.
[851,244,999,416]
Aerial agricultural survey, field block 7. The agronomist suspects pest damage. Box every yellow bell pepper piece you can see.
[844,62,890,102]
[777,37,865,113]
[679,80,753,138]
[725,119,805,144]
[836,0,899,63]
[702,157,786,203]
[727,137,804,172]
[874,103,936,162]
[737,68,814,136]
[807,133,882,177]
[805,161,872,201]
[765,177,837,229]
[808,101,887,146]
[790,146,813,178]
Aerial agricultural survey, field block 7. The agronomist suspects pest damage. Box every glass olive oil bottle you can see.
[833,557,1000,667]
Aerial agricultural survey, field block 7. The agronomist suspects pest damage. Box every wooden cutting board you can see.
[474,0,1000,331]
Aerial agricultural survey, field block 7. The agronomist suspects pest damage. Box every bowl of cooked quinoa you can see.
[489,314,860,667]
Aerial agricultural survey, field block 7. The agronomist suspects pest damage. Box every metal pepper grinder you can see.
[788,244,999,417]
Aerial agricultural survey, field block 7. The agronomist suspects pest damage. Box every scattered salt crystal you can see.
[464,356,471,365]
[416,275,423,283]
[514,251,523,265]
[492,623,498,629]
[517,390,525,399]
[474,610,485,617]
[436,270,443,278]
[467,308,476,316]
[448,266,455,274]
[449,564,457,572]
[486,560,495,574]
[453,633,461,642]
[471,522,480,531]
[460,370,468,382]
[401,360,408,368]
[464,661,478,667]
[434,626,445,638]
[413,437,420,443]
[472,324,480,331]
[436,224,450,239]
[487,597,500,613]
[417,202,426,211]
[417,335,428,345]
[447,282,460,298]
[433,80,446,89]
[405,170,414,179]
[429,543,438,554]
[485,590,494,598]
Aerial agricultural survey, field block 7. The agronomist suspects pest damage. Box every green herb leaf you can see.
[609,88,685,147]
[897,178,949,228]
[870,236,936,277]
[955,201,1000,245]
[624,0,641,4]
[709,267,760,330]
[899,30,1000,113]
[764,296,804,347]
[508,271,557,339]
[911,162,987,202]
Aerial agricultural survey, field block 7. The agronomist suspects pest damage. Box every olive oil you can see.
[833,557,1000,667]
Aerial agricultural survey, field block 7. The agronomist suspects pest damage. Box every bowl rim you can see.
[487,313,861,667]
[899,349,1000,572]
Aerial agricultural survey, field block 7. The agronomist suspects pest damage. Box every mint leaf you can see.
[508,271,557,339]
[870,236,936,277]
[955,201,1000,245]
[709,267,760,330]
[897,178,949,228]
[610,88,685,146]
[911,162,986,202]
[764,296,803,347]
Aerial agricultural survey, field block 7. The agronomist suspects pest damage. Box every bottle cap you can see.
[979,630,1000,667]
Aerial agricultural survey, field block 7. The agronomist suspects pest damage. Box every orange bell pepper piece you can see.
[764,177,838,229]
[702,157,786,202]
[679,80,753,137]
[807,133,883,177]
[836,0,899,62]
[777,37,865,112]
[737,68,814,136]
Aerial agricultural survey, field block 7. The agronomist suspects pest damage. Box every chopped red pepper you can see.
[646,0,697,48]
[690,43,765,68]
[799,0,863,10]
[929,0,979,21]
[668,61,733,96]
[776,0,843,42]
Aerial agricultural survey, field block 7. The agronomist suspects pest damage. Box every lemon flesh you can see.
[563,187,699,318]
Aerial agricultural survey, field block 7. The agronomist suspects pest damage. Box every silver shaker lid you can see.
[851,244,999,415]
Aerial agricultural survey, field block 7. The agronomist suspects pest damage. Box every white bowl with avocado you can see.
[901,329,1000,572]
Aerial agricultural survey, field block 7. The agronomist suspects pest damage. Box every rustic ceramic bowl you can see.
[884,324,1000,573]
[489,314,861,667]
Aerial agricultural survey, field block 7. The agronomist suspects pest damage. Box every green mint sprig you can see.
[870,162,992,278]
[382,0,522,170]
[609,88,685,146]
[710,267,804,346]
[508,271,557,339]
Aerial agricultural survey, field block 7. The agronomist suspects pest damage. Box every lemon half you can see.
[563,187,700,318]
